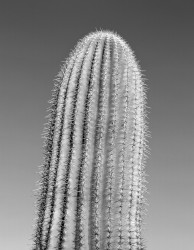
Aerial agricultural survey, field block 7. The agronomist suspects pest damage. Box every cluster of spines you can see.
[31,30,150,250]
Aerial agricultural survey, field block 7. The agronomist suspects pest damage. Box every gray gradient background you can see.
[0,1,193,249]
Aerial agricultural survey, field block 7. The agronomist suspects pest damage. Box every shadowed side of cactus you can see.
[31,30,150,250]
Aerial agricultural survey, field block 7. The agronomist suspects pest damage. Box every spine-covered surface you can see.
[31,30,150,250]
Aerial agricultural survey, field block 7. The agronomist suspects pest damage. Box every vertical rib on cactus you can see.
[31,30,150,250]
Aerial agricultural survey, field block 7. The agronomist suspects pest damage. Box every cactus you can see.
[31,30,150,250]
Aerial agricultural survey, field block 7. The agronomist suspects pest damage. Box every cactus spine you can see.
[31,30,150,250]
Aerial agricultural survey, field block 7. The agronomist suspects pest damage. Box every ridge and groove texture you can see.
[31,30,150,250]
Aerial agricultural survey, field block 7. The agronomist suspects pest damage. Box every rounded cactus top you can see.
[81,30,130,48]
[59,29,142,87]
[74,29,136,59]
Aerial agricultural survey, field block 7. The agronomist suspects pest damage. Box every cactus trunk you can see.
[31,30,150,250]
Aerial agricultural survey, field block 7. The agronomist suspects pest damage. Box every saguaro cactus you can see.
[31,30,150,250]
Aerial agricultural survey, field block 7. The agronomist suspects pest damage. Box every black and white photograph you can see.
[0,1,193,250]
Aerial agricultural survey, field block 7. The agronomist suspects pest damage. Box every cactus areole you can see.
[31,30,150,250]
